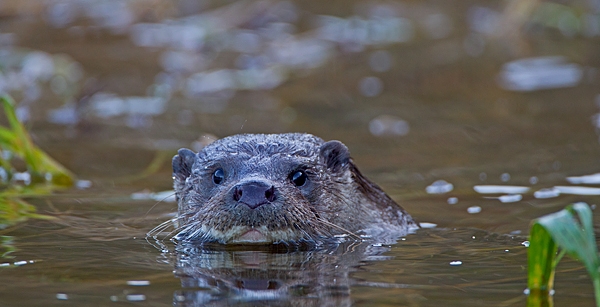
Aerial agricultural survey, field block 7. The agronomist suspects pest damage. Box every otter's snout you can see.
[232,181,276,209]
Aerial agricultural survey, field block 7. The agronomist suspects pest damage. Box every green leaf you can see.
[537,203,600,279]
[0,94,75,227]
[527,203,600,307]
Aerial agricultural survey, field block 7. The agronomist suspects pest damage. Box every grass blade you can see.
[527,223,557,307]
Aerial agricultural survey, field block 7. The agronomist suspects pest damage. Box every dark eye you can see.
[290,170,307,187]
[213,168,224,184]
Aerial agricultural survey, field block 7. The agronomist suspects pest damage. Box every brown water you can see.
[1,0,600,306]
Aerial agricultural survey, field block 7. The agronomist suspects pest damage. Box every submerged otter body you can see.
[172,133,417,245]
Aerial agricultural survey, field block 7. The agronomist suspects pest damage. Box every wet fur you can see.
[172,133,416,245]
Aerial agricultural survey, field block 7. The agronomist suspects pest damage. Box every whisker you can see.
[316,217,362,241]
[144,191,177,217]
[146,218,175,238]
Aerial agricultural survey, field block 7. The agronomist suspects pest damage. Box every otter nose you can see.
[232,182,276,209]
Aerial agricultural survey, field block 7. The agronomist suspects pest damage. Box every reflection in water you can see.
[368,115,409,136]
[467,206,482,214]
[533,188,561,199]
[425,179,453,194]
[170,241,388,306]
[494,194,523,203]
[1,0,600,305]
[567,172,600,184]
[473,185,530,194]
[498,56,583,92]
[554,186,600,195]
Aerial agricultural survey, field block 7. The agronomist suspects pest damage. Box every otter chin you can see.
[171,133,417,245]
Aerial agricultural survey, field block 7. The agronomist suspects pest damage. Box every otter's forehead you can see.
[197,133,325,161]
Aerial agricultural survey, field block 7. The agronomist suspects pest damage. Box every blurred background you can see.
[1,0,600,229]
[2,1,600,305]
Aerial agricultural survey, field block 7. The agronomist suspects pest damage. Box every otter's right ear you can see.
[319,140,350,173]
[172,148,196,181]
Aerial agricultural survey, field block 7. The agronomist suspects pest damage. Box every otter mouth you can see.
[232,229,269,243]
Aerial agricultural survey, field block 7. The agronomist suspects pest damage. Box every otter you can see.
[172,133,417,245]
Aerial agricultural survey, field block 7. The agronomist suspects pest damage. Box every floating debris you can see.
[56,293,68,300]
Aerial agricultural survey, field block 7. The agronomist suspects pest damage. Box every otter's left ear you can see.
[319,140,350,173]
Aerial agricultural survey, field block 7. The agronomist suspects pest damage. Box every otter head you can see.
[171,133,354,245]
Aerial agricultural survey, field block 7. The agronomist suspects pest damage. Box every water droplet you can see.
[447,197,458,204]
[521,241,530,247]
[449,260,462,266]
[501,173,511,182]
[479,173,487,181]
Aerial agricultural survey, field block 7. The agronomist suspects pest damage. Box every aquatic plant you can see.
[0,95,74,229]
[527,202,600,307]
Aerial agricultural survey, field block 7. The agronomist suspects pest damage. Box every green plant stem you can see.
[595,278,600,307]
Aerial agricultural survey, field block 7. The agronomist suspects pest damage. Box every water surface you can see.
[1,0,600,306]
